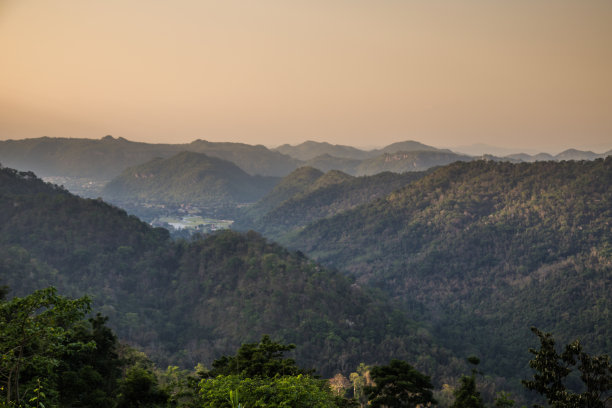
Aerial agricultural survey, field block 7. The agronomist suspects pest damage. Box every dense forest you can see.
[0,165,462,384]
[1,156,610,406]
[2,287,610,407]
[234,167,431,239]
[281,158,611,385]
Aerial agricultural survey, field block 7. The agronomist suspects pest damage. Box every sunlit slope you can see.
[235,168,430,240]
[287,158,612,377]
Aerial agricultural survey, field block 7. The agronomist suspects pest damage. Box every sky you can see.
[1,0,611,153]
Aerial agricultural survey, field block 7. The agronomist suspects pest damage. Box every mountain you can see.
[102,151,279,208]
[240,167,324,219]
[274,141,372,161]
[354,150,472,175]
[554,148,602,161]
[283,158,612,381]
[376,140,445,154]
[0,136,300,179]
[235,168,430,240]
[533,152,556,161]
[0,165,460,379]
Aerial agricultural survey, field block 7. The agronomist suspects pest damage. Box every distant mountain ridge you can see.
[275,141,373,161]
[275,139,445,161]
[0,136,300,179]
[1,136,609,186]
[275,140,611,175]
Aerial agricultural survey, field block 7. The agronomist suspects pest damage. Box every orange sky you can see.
[1,0,611,152]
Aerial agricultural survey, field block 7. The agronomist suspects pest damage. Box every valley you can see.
[1,138,610,407]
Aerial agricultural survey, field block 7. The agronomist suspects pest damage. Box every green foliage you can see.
[494,391,516,407]
[235,167,429,240]
[349,363,371,408]
[198,374,339,408]
[0,287,91,406]
[158,365,203,408]
[55,314,123,407]
[451,375,484,408]
[116,365,169,408]
[522,327,611,408]
[450,357,484,408]
[4,158,611,405]
[364,359,436,408]
[207,335,310,378]
[228,389,244,408]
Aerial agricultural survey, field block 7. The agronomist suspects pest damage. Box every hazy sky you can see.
[1,0,611,152]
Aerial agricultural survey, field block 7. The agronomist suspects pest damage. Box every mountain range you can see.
[2,137,608,185]
[0,136,299,179]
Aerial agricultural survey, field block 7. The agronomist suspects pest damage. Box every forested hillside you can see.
[284,158,612,382]
[102,151,279,208]
[0,165,461,381]
[235,168,430,239]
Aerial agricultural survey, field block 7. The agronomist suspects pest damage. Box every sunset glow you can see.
[1,0,611,152]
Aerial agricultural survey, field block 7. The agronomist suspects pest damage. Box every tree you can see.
[350,363,371,408]
[0,287,91,406]
[55,313,123,407]
[116,365,169,408]
[329,373,351,397]
[158,365,204,408]
[364,359,437,408]
[206,335,311,378]
[494,391,516,407]
[522,327,611,408]
[451,357,484,408]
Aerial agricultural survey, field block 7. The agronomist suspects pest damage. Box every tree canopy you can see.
[206,335,311,378]
[522,327,611,408]
[364,359,436,408]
